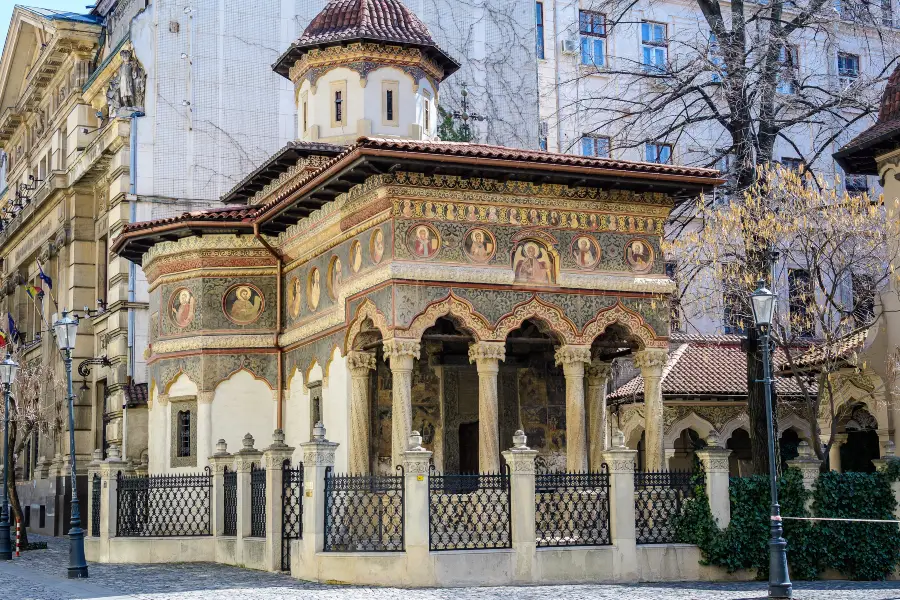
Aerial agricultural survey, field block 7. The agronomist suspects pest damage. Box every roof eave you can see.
[111,221,255,265]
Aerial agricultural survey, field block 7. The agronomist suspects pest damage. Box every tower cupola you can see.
[273,0,459,144]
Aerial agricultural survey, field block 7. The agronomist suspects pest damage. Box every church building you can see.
[111,0,722,476]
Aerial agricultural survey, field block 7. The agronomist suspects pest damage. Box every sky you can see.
[0,2,93,53]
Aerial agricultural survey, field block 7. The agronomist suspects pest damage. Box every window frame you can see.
[837,52,860,85]
[645,142,673,164]
[579,10,607,67]
[776,44,799,94]
[169,396,197,467]
[330,81,347,128]
[382,80,399,127]
[641,21,668,73]
[301,91,309,133]
[423,89,432,133]
[581,134,611,158]
[536,2,546,59]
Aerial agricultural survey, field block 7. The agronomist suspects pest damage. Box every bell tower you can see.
[273,0,459,145]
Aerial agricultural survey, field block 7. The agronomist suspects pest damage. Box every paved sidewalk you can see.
[2,535,900,599]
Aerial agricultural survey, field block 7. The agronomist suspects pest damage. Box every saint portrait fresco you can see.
[407,224,439,259]
[170,288,196,328]
[370,229,385,264]
[287,276,302,320]
[513,241,554,284]
[625,239,654,272]
[572,236,601,269]
[350,240,362,273]
[328,256,343,300]
[463,228,495,263]
[308,268,321,311]
[223,284,264,325]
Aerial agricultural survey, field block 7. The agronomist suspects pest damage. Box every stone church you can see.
[111,0,722,476]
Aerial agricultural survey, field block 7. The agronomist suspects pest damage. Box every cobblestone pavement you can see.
[2,536,900,600]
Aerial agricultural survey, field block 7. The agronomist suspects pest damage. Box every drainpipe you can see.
[253,223,284,429]
[123,110,145,459]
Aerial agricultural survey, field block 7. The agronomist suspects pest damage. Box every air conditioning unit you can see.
[561,39,578,55]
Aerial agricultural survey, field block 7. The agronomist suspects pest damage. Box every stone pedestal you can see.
[299,423,338,563]
[502,430,538,583]
[469,341,506,473]
[695,434,732,528]
[97,446,134,562]
[602,430,638,581]
[383,339,419,469]
[634,349,668,472]
[233,433,263,560]
[555,345,591,472]
[786,441,823,492]
[263,430,295,571]
[402,432,433,585]
[207,439,234,538]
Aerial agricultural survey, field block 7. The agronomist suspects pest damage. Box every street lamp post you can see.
[0,352,18,560]
[750,283,792,599]
[54,311,88,578]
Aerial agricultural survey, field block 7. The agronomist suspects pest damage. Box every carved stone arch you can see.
[200,354,276,392]
[492,296,579,343]
[624,423,644,450]
[321,344,344,379]
[580,302,660,349]
[284,363,305,391]
[719,414,750,443]
[664,411,716,447]
[161,367,199,395]
[778,412,812,440]
[211,365,276,392]
[403,294,491,342]
[344,299,390,353]
[831,371,883,422]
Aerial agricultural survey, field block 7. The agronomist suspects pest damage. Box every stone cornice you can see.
[288,43,443,87]
[151,334,276,355]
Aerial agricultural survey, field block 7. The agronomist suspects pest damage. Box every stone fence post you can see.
[207,439,233,538]
[502,430,538,583]
[298,422,337,569]
[403,431,433,586]
[696,433,732,528]
[86,450,103,538]
[602,430,638,581]
[263,429,295,571]
[97,445,133,561]
[786,441,823,493]
[872,441,900,519]
[233,434,263,559]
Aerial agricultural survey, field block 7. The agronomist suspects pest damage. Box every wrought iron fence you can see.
[116,468,212,537]
[633,470,696,544]
[91,473,101,537]
[429,466,511,551]
[535,468,611,547]
[223,467,237,537]
[323,466,404,552]
[250,463,267,537]
[281,460,304,571]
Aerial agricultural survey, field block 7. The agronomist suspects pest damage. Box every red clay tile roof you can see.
[121,205,257,235]
[780,327,870,373]
[609,338,812,400]
[833,63,900,174]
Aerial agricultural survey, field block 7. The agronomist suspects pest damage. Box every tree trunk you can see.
[5,426,28,546]
[746,327,780,475]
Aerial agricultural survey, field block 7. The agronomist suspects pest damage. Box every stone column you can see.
[197,391,215,469]
[502,430,538,583]
[602,430,638,580]
[207,439,233,538]
[786,440,822,511]
[233,434,262,562]
[263,429,295,571]
[383,338,420,469]
[555,345,591,472]
[586,360,613,472]
[347,351,376,475]
[872,442,900,519]
[86,449,103,537]
[403,431,433,585]
[695,434,732,528]
[469,341,506,473]
[297,423,337,574]
[633,348,668,472]
[828,434,847,472]
[97,444,132,562]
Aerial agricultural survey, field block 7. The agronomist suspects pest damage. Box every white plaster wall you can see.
[283,369,309,464]
[210,370,275,454]
[147,385,165,473]
[323,350,350,473]
[301,68,365,141]
[362,67,436,138]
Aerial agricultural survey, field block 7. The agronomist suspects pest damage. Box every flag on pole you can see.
[24,284,43,300]
[7,313,18,343]
[0,330,8,348]
[36,260,52,289]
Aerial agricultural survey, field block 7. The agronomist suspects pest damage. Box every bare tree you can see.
[668,165,900,469]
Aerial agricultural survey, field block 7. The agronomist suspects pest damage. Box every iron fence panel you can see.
[250,463,267,537]
[91,473,101,537]
[223,467,237,537]
[535,468,611,547]
[281,461,303,571]
[323,467,404,552]
[116,468,212,537]
[634,470,695,544]
[428,466,511,551]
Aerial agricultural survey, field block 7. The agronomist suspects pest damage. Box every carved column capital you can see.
[555,345,591,377]
[346,351,377,375]
[157,393,170,406]
[633,348,668,373]
[198,390,215,405]
[586,360,613,384]
[468,341,507,364]
[383,338,420,366]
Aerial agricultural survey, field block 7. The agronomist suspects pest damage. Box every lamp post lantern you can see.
[750,282,792,599]
[0,352,18,560]
[53,311,88,578]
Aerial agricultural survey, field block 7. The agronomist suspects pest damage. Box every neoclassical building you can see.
[111,0,721,476]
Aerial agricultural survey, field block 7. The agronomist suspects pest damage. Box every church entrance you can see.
[459,422,479,473]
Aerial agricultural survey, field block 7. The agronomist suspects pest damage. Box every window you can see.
[98,236,108,305]
[581,134,611,157]
[331,81,347,127]
[645,142,672,164]
[709,32,725,82]
[781,157,804,173]
[789,268,814,337]
[580,11,607,67]
[177,410,191,457]
[641,21,667,73]
[776,45,799,94]
[536,2,545,59]
[845,174,869,195]
[424,90,432,132]
[382,81,399,126]
[666,261,683,332]
[301,93,308,133]
[883,0,894,26]
[852,273,875,326]
[838,52,860,86]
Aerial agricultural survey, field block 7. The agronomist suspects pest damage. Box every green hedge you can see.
[674,466,900,580]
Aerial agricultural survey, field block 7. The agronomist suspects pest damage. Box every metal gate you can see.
[281,460,303,571]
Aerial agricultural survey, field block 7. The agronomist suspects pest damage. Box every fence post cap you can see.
[242,433,256,450]
[107,443,121,460]
[214,439,229,455]
[271,428,286,446]
[611,429,626,449]
[312,421,326,441]
[705,432,721,448]
[885,440,896,458]
[408,430,423,451]
[90,448,104,464]
[512,429,528,449]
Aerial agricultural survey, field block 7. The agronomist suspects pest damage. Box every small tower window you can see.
[330,81,347,127]
[177,410,191,457]
[335,91,343,123]
[386,90,394,121]
[382,81,399,126]
[302,93,308,133]
[424,90,432,132]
